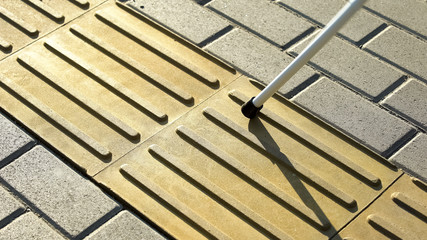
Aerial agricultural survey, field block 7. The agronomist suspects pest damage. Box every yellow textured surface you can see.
[334,174,427,240]
[0,1,416,239]
[0,0,106,59]
[95,76,401,239]
[0,1,238,175]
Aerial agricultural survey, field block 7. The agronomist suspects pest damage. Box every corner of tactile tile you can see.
[0,1,240,176]
[93,76,402,239]
[334,174,427,240]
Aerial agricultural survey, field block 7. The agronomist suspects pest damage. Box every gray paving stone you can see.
[364,26,427,82]
[391,133,427,183]
[293,78,415,156]
[0,185,25,228]
[290,34,403,100]
[365,0,427,39]
[206,29,318,97]
[277,0,385,43]
[207,0,314,47]
[125,0,231,44]
[85,211,165,240]
[0,146,121,239]
[382,79,427,131]
[0,113,35,168]
[0,212,64,240]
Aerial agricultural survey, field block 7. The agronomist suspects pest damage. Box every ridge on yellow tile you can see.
[0,1,239,175]
[95,76,401,239]
[334,174,427,239]
[0,0,105,59]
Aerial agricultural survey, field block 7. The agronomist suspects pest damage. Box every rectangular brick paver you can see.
[0,146,121,239]
[125,0,231,44]
[206,29,318,97]
[290,35,403,100]
[391,133,427,182]
[95,76,401,240]
[0,212,64,240]
[364,26,427,82]
[382,79,427,131]
[0,185,25,228]
[86,211,166,240]
[365,0,427,39]
[293,78,415,156]
[0,113,34,168]
[278,0,385,44]
[207,0,314,47]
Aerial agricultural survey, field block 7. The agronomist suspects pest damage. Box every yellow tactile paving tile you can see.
[95,76,402,240]
[333,174,427,240]
[0,0,107,59]
[0,1,239,175]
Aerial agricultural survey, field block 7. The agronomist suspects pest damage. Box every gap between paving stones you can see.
[329,172,404,239]
[136,0,425,171]
[191,1,414,107]
[0,1,174,238]
[0,1,243,237]
[1,103,173,238]
[0,138,171,239]
[1,0,425,238]
[108,0,427,186]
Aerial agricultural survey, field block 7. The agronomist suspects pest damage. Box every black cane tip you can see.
[241,97,263,119]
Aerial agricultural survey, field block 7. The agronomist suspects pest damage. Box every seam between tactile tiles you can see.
[0,0,110,63]
[330,172,404,239]
[92,73,244,178]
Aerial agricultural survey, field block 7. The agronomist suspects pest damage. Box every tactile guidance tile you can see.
[0,1,238,176]
[0,0,106,59]
[95,76,401,240]
[334,174,427,240]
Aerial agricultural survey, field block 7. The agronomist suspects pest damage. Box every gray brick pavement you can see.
[293,78,416,156]
[364,26,427,82]
[0,113,35,168]
[0,146,121,239]
[0,212,64,240]
[0,185,25,228]
[364,0,427,39]
[124,0,427,181]
[207,0,314,47]
[85,211,166,240]
[126,0,231,44]
[277,0,385,44]
[382,79,427,131]
[391,133,427,183]
[206,29,318,97]
[290,34,404,100]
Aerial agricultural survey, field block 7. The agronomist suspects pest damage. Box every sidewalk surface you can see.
[0,0,426,239]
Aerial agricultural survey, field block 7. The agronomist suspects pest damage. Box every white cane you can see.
[242,0,367,118]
